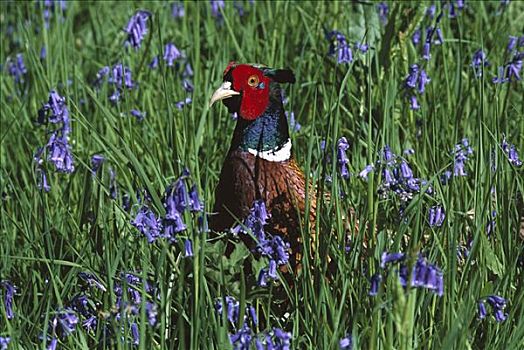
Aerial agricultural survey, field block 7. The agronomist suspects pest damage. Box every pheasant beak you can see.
[209,81,240,107]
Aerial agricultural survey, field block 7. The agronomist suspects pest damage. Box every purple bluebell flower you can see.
[36,167,51,192]
[339,335,352,350]
[428,206,445,227]
[507,36,517,52]
[270,328,292,349]
[422,42,431,61]
[434,28,444,45]
[354,42,369,53]
[405,64,419,88]
[0,337,10,350]
[409,95,420,110]
[398,255,443,295]
[451,138,473,176]
[55,309,79,335]
[507,58,522,81]
[230,323,253,349]
[359,164,374,180]
[182,78,194,92]
[132,206,163,243]
[40,46,47,60]
[210,0,225,19]
[188,185,203,212]
[501,137,522,166]
[172,2,185,18]
[286,111,301,132]
[175,97,192,110]
[478,301,487,319]
[1,281,15,319]
[426,4,436,18]
[400,161,414,179]
[145,302,158,326]
[184,238,194,257]
[7,53,27,84]
[90,154,104,175]
[39,90,70,126]
[369,274,382,296]
[130,109,146,121]
[377,2,388,24]
[327,31,353,64]
[480,295,508,322]
[46,131,74,173]
[163,43,182,66]
[471,49,490,77]
[94,66,110,86]
[404,148,415,156]
[124,10,151,49]
[128,322,139,345]
[149,56,159,69]
[412,28,421,46]
[492,66,508,84]
[337,137,350,179]
[48,338,58,350]
[109,64,134,90]
[381,252,405,268]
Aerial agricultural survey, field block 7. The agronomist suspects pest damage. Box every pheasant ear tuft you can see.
[264,68,296,84]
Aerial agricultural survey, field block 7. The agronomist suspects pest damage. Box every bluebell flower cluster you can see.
[501,137,523,167]
[447,0,465,18]
[164,43,182,66]
[40,0,67,28]
[413,26,443,61]
[6,53,27,84]
[90,154,105,175]
[1,280,15,320]
[171,2,185,18]
[478,295,508,322]
[0,337,10,350]
[372,252,444,296]
[337,137,350,179]
[124,10,151,49]
[34,91,75,191]
[493,35,523,83]
[360,146,432,205]
[215,296,257,327]
[44,308,79,349]
[428,205,445,227]
[471,49,490,77]
[95,63,135,103]
[231,200,290,286]
[450,138,474,177]
[327,31,353,64]
[377,2,388,25]
[404,64,431,110]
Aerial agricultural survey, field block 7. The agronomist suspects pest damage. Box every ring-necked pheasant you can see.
[209,62,316,269]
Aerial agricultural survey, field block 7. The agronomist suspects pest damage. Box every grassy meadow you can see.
[1,0,523,349]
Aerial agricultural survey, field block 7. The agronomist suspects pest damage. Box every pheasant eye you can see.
[247,75,259,87]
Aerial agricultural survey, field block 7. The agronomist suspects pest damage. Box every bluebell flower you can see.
[492,66,508,84]
[471,49,490,77]
[270,328,292,349]
[210,0,225,19]
[90,154,104,175]
[405,64,419,88]
[109,64,134,90]
[377,2,388,24]
[36,168,51,192]
[130,322,139,345]
[130,109,146,121]
[182,78,194,92]
[149,56,159,69]
[381,252,405,268]
[145,302,158,326]
[478,301,487,319]
[230,323,253,349]
[40,46,47,60]
[184,238,194,257]
[39,90,70,126]
[327,31,353,64]
[337,137,350,179]
[359,164,374,180]
[163,43,182,66]
[507,58,522,81]
[426,4,436,18]
[132,206,163,243]
[354,42,369,54]
[94,66,110,86]
[0,337,10,350]
[369,274,382,296]
[188,185,203,212]
[409,95,420,110]
[412,28,421,45]
[172,2,185,18]
[47,130,75,173]
[396,255,444,296]
[507,36,517,52]
[501,137,522,166]
[339,335,352,350]
[55,308,79,335]
[422,42,431,61]
[428,206,445,227]
[175,97,192,110]
[451,138,473,176]
[124,10,151,49]
[47,338,58,350]
[7,53,27,84]
[1,281,15,319]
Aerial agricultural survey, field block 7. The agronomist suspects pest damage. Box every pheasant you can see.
[208,62,316,269]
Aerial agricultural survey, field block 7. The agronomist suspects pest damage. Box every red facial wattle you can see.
[230,65,271,121]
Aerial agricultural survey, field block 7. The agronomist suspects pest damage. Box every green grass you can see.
[1,1,523,349]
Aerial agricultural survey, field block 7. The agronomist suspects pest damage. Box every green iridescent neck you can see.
[231,84,290,152]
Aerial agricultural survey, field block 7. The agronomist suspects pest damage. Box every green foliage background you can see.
[1,1,523,349]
